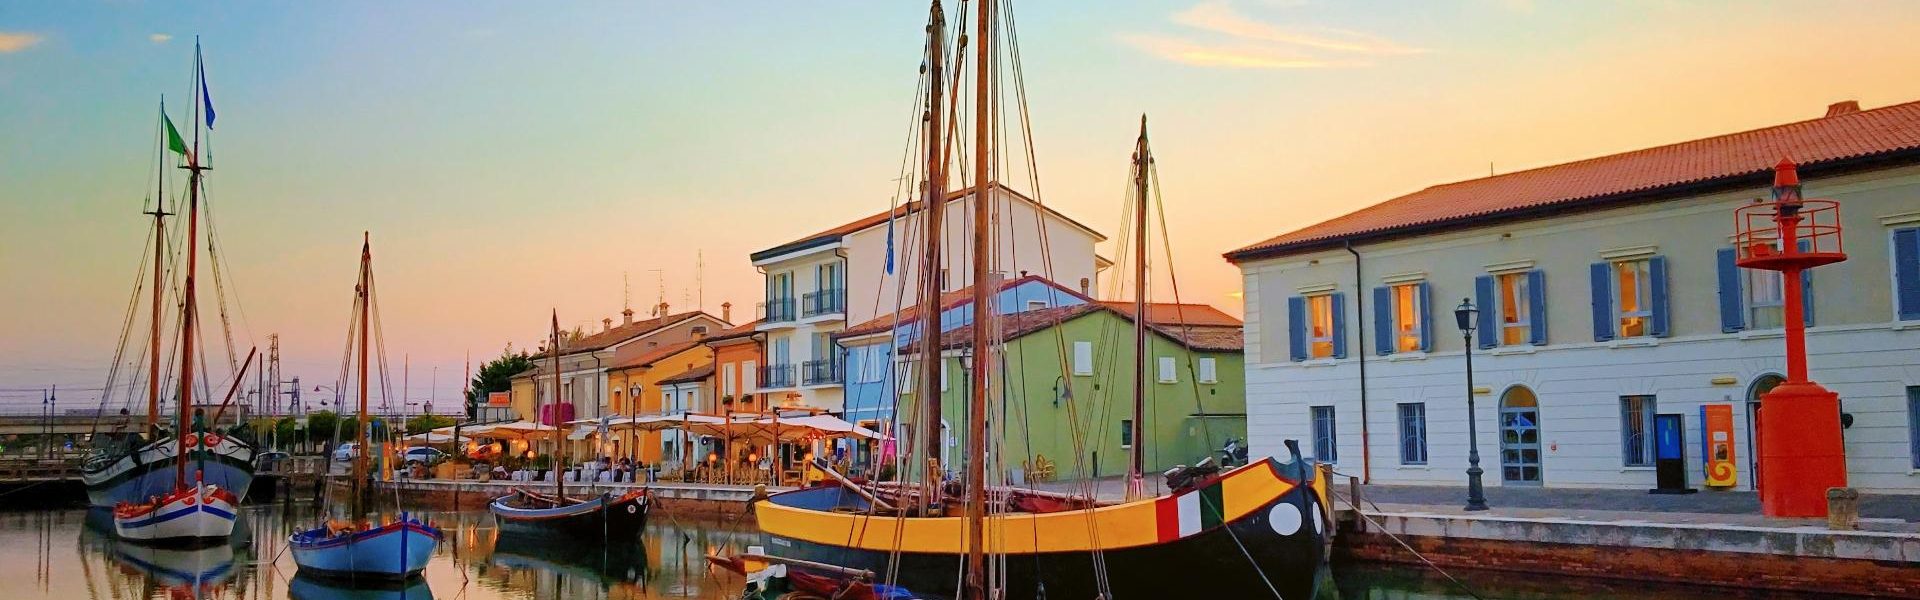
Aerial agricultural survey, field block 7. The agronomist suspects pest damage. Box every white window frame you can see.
[1390,282,1424,353]
[1156,356,1177,383]
[1026,299,1048,311]
[722,364,737,397]
[1072,341,1093,376]
[1197,357,1218,384]
[1495,272,1532,347]
[1614,259,1653,339]
[1307,293,1335,359]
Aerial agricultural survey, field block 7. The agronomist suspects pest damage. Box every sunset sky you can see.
[6,1,1920,409]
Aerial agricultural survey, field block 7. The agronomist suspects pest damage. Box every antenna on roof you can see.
[1490,161,1495,177]
[650,269,666,316]
[696,249,705,311]
[623,271,631,312]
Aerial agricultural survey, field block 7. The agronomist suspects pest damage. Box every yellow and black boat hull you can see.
[756,455,1330,599]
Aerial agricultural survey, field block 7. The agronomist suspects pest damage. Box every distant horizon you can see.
[7,1,1920,411]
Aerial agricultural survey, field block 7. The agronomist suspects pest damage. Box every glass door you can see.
[1500,386,1543,485]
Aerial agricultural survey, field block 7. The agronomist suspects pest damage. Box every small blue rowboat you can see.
[289,514,442,581]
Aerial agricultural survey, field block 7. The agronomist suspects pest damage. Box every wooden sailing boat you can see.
[289,233,442,581]
[85,42,256,510]
[746,3,1330,598]
[489,311,650,541]
[111,44,253,545]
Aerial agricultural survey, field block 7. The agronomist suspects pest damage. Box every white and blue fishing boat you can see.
[289,515,442,581]
[83,38,254,509]
[290,234,442,581]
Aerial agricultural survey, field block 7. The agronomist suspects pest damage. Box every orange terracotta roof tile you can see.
[1226,100,1920,262]
[915,303,1244,353]
[611,339,704,370]
[659,362,716,385]
[1095,301,1243,328]
[536,310,722,358]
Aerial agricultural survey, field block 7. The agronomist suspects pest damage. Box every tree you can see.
[307,410,341,447]
[467,345,535,420]
[405,414,454,433]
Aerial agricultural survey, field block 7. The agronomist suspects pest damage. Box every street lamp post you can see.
[1455,298,1490,512]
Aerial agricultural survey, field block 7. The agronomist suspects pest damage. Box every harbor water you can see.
[0,504,1857,599]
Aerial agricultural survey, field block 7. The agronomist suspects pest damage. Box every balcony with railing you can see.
[802,357,845,386]
[802,288,847,319]
[759,363,796,390]
[764,298,797,325]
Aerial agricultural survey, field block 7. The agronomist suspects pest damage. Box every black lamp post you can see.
[1455,298,1490,512]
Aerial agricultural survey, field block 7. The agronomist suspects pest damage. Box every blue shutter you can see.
[1590,262,1614,341]
[1797,240,1815,327]
[1331,292,1349,359]
[1898,228,1920,320]
[1417,281,1434,352]
[1649,255,1671,337]
[1527,269,1548,346]
[1474,275,1496,349]
[1716,248,1745,333]
[1287,296,1307,361]
[1373,286,1393,356]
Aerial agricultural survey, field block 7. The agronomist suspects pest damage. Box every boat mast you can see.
[353,233,371,517]
[963,0,992,596]
[145,99,172,431]
[551,310,565,500]
[915,0,948,516]
[1128,117,1151,499]
[174,50,211,490]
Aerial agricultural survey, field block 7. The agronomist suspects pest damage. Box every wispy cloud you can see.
[1122,1,1424,70]
[1174,1,1427,56]
[1119,33,1356,70]
[150,33,173,44]
[0,32,45,54]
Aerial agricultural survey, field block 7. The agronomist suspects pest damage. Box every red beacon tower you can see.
[1735,158,1849,518]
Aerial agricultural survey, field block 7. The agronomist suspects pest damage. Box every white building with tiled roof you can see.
[1227,100,1920,493]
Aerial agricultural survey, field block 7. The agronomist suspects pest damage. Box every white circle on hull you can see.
[1312,500,1324,535]
[1269,503,1302,536]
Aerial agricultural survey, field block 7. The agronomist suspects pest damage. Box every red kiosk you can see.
[1735,159,1848,518]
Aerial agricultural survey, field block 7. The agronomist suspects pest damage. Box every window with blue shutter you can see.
[1526,270,1548,345]
[1648,255,1671,337]
[1330,292,1349,359]
[1590,262,1614,341]
[1897,228,1920,321]
[1716,248,1745,333]
[1417,281,1434,352]
[1373,286,1393,356]
[1474,275,1497,349]
[1287,296,1307,361]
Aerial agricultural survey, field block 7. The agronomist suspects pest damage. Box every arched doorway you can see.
[1745,374,1785,491]
[1500,386,1543,485]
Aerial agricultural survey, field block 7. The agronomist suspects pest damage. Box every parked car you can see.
[331,442,359,462]
[255,451,290,470]
[402,447,448,466]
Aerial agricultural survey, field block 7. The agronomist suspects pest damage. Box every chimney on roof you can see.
[602,318,612,332]
[1826,100,1861,118]
[658,301,670,317]
[722,301,732,323]
[622,307,634,327]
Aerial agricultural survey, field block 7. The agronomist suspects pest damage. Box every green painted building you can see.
[898,301,1246,483]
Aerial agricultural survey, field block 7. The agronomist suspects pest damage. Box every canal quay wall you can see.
[370,478,786,520]
[1334,504,1920,598]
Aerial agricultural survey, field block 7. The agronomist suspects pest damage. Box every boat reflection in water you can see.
[79,520,242,599]
[490,535,649,588]
[287,574,432,600]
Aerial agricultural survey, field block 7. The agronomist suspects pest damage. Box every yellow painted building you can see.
[606,339,713,464]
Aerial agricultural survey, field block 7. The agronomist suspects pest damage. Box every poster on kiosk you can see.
[1700,404,1737,488]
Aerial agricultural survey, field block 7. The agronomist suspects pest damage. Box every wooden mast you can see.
[916,0,948,515]
[174,49,211,490]
[963,0,992,596]
[145,100,172,430]
[352,232,371,517]
[1128,116,1151,498]
[551,310,566,500]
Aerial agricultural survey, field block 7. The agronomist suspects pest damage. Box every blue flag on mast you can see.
[198,40,215,129]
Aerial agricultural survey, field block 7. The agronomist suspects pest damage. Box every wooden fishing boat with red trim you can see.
[112,481,239,544]
[489,487,650,541]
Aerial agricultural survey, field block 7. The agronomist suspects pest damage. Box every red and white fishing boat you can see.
[113,480,239,544]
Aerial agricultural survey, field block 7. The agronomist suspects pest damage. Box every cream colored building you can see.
[1227,100,1920,493]
[749,183,1107,414]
